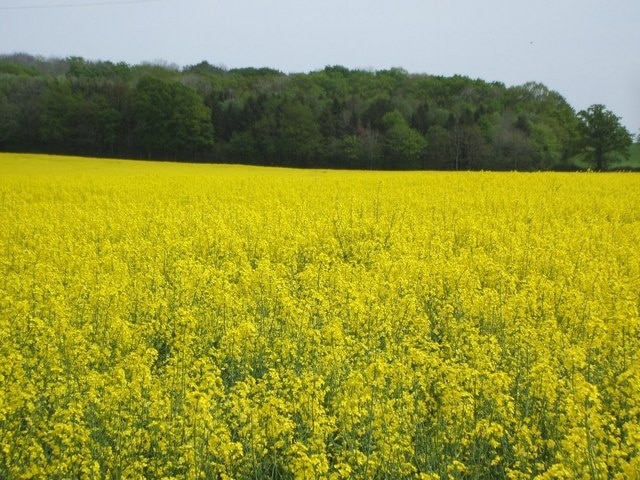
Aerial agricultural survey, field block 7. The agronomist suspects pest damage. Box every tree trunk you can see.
[595,146,604,171]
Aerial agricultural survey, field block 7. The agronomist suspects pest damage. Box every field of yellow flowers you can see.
[1,153,639,479]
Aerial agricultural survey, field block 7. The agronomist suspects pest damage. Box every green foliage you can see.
[37,80,79,149]
[381,110,427,169]
[134,76,213,159]
[0,62,39,77]
[577,104,633,170]
[424,125,454,169]
[0,89,19,146]
[0,54,625,170]
[505,82,580,169]
[238,97,324,167]
[607,143,640,170]
[66,56,131,81]
[325,135,363,169]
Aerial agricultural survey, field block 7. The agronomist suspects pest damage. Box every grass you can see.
[568,143,640,171]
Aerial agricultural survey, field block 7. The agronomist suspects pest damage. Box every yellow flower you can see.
[1,153,639,478]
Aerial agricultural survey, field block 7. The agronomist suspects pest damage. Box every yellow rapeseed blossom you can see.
[1,153,639,478]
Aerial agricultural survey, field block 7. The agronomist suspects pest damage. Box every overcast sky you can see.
[1,0,638,133]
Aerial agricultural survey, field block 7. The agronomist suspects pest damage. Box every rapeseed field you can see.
[1,153,639,479]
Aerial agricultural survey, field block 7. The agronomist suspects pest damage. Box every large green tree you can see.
[577,104,632,170]
[245,97,323,166]
[381,110,427,169]
[134,76,213,159]
[274,99,323,167]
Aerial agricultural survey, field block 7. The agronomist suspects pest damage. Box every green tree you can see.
[359,127,383,170]
[275,100,323,167]
[133,76,213,159]
[381,110,427,169]
[425,125,454,169]
[38,79,79,151]
[505,82,580,168]
[2,55,626,171]
[73,94,121,155]
[0,88,19,147]
[325,135,364,169]
[248,98,322,166]
[577,104,632,170]
[487,111,537,170]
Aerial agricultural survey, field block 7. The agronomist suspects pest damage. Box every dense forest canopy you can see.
[0,54,632,170]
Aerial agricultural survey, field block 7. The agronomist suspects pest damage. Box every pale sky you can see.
[1,0,638,133]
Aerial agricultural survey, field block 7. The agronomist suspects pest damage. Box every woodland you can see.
[0,54,633,170]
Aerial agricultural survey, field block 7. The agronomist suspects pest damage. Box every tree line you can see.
[0,54,632,170]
